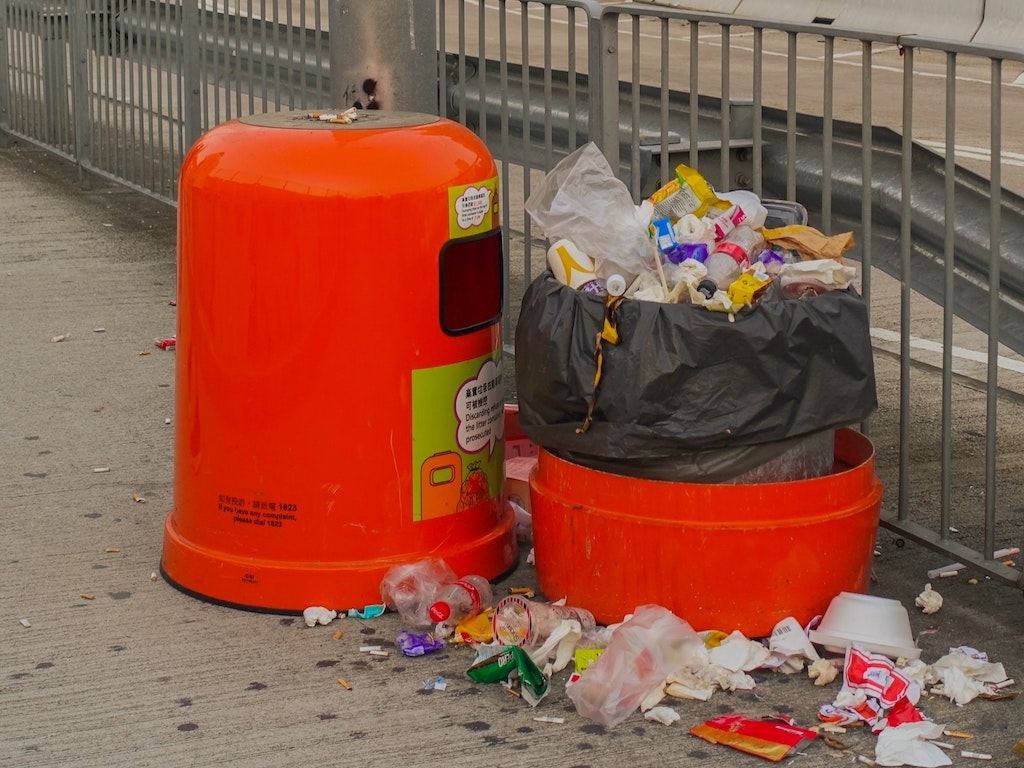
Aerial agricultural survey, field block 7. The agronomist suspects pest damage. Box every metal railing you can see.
[3,0,1023,589]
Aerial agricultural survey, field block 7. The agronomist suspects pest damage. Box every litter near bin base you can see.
[689,714,818,762]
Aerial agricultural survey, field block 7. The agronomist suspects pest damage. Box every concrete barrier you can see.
[972,0,1024,48]
[647,0,987,43]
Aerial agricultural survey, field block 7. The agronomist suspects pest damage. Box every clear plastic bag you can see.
[524,142,653,281]
[379,558,457,627]
[566,604,700,727]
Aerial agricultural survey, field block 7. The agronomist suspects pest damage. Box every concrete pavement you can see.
[2,137,1022,768]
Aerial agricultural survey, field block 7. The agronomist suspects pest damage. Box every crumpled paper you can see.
[930,646,1007,705]
[766,616,821,674]
[762,224,855,262]
[643,706,681,726]
[914,584,943,614]
[778,258,858,291]
[808,658,839,686]
[874,721,950,767]
[302,606,337,627]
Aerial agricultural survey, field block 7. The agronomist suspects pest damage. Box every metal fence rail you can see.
[3,0,1023,590]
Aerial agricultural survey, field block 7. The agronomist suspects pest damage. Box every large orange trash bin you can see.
[162,111,517,612]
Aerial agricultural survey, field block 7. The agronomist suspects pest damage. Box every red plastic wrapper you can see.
[690,714,818,762]
[154,337,176,350]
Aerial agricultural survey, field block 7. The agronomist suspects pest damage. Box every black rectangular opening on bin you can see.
[439,228,504,335]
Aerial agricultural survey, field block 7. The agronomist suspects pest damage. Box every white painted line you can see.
[916,140,1024,168]
[871,327,1024,374]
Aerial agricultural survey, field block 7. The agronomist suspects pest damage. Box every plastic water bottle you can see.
[428,575,494,626]
[379,558,457,628]
[704,225,765,291]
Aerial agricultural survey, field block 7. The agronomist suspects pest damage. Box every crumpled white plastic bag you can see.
[524,142,654,281]
[874,721,950,767]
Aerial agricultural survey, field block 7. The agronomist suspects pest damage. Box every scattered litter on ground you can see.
[20,618,31,628]
[105,547,119,553]
[347,604,385,619]
[81,593,94,600]
[50,334,68,343]
[132,493,146,503]
[915,584,943,614]
[336,677,351,690]
[93,467,110,473]
[926,547,1020,580]
[302,606,337,627]
[154,337,176,350]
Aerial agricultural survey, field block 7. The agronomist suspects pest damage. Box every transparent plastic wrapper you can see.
[379,558,457,627]
[566,604,699,728]
[524,142,652,281]
[515,273,877,482]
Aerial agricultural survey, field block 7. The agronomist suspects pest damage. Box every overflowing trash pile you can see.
[302,556,1018,766]
[524,141,857,312]
[514,142,878,483]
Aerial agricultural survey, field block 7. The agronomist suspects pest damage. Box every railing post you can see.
[328,0,438,115]
[69,0,92,179]
[0,0,10,145]
[181,0,202,149]
[596,7,618,171]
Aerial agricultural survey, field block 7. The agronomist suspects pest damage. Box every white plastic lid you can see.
[605,274,627,296]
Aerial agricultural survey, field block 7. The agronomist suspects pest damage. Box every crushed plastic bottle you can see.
[379,558,457,628]
[429,575,494,637]
[492,595,597,648]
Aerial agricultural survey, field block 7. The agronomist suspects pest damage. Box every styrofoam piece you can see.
[808,592,921,660]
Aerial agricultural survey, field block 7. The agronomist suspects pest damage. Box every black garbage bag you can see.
[514,271,877,481]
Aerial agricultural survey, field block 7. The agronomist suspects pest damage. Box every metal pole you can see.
[0,0,10,144]
[328,0,438,115]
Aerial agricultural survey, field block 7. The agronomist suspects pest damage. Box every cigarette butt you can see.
[333,630,343,640]
[1002,560,1015,567]
[510,587,536,596]
[968,578,979,585]
[931,741,954,750]
[358,645,381,652]
[150,572,158,582]
[822,724,846,734]
[51,334,68,343]
[94,467,110,473]
[995,678,1015,688]
[139,350,151,356]
[93,328,105,332]
[81,593,94,600]
[532,716,565,724]
[945,730,974,739]
[132,493,146,503]
[20,618,32,628]
[857,756,876,766]
[960,750,992,760]
[369,649,389,657]
[336,678,351,690]
[937,570,959,578]
[105,547,120,553]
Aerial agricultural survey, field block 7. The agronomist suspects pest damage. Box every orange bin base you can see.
[530,428,882,637]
